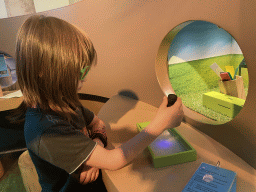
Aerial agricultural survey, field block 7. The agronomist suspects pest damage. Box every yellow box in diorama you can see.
[203,91,245,118]
[219,75,246,100]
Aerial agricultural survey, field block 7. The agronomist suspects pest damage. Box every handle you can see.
[167,94,177,107]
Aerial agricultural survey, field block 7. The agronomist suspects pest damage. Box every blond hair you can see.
[9,15,97,124]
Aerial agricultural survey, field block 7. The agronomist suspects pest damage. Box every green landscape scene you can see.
[168,54,248,123]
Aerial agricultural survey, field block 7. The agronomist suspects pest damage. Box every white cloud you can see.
[168,56,186,65]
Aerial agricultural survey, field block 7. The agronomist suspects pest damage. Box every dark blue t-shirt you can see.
[24,105,97,191]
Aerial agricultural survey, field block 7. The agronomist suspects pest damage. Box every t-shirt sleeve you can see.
[38,123,97,174]
[80,106,108,147]
[80,106,95,126]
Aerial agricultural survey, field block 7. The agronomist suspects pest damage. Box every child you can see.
[12,15,184,191]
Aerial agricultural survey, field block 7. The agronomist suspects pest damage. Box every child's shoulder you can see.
[26,106,70,126]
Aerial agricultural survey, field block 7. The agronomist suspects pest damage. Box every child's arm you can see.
[71,138,104,184]
[87,116,108,147]
[83,96,184,171]
[93,138,104,148]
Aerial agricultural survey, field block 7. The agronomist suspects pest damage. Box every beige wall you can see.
[0,0,255,169]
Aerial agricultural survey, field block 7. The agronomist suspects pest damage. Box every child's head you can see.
[16,15,97,121]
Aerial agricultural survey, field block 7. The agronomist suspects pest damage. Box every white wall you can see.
[0,0,82,19]
[33,0,69,13]
[0,0,8,19]
[3,0,36,18]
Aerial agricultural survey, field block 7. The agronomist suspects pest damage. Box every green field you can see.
[168,54,248,123]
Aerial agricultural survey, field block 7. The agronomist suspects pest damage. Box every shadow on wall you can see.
[98,90,139,150]
[118,90,139,100]
[98,89,139,125]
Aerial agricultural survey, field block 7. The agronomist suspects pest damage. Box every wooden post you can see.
[0,160,4,179]
[0,85,3,97]
[0,85,4,178]
[236,75,246,100]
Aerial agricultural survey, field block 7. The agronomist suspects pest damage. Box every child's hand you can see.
[150,96,184,131]
[79,165,99,185]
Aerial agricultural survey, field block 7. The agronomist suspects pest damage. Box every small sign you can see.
[183,162,236,192]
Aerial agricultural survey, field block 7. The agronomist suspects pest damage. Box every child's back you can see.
[14,15,107,191]
[25,105,104,191]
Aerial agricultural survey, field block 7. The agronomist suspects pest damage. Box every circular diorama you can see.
[0,52,18,94]
[155,20,248,124]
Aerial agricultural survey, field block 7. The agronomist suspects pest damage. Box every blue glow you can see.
[154,139,174,150]
[149,131,188,156]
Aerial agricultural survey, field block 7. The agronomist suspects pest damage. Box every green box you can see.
[203,91,245,118]
[136,122,197,168]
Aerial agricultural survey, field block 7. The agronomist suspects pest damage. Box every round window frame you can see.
[155,20,247,125]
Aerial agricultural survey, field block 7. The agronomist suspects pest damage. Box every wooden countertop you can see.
[97,94,256,192]
[0,95,23,112]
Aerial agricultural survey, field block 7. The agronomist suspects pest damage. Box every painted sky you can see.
[168,21,243,64]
